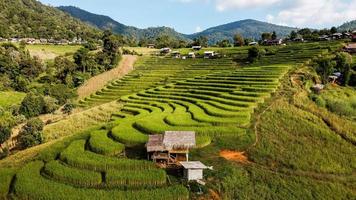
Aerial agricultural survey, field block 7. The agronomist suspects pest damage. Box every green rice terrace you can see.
[0,42,355,199]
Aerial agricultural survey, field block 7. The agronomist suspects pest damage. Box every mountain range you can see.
[1,1,355,43]
[58,6,299,43]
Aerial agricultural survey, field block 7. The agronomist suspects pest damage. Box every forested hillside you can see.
[0,0,99,39]
[189,19,297,43]
[338,20,356,31]
[58,6,188,42]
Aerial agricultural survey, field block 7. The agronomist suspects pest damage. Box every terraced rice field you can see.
[3,42,339,199]
[79,57,237,107]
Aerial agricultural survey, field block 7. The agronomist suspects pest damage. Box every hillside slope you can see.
[338,20,356,31]
[58,6,188,41]
[190,19,297,43]
[0,0,99,39]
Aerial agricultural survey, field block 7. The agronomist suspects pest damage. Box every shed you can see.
[147,44,155,48]
[146,131,196,165]
[171,51,181,58]
[180,161,210,181]
[204,51,215,59]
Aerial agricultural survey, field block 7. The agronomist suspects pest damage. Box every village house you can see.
[160,47,171,54]
[266,39,283,46]
[147,44,155,49]
[40,38,48,44]
[171,51,181,58]
[204,51,215,59]
[319,35,331,41]
[331,33,343,40]
[192,46,202,51]
[343,43,356,54]
[146,131,195,166]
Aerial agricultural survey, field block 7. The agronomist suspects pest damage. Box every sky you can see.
[38,0,356,34]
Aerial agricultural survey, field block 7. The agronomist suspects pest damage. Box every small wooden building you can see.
[171,51,181,58]
[147,44,155,48]
[180,161,210,181]
[146,131,195,165]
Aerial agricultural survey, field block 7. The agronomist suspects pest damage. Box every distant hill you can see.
[58,6,299,44]
[338,20,356,31]
[189,19,297,44]
[58,6,188,41]
[0,0,99,39]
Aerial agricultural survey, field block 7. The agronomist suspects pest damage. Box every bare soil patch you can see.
[220,150,250,164]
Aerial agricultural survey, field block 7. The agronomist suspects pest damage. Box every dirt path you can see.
[77,55,137,99]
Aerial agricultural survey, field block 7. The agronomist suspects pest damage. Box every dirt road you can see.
[77,55,137,99]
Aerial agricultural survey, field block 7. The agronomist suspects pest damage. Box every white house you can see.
[192,46,202,51]
[204,51,215,59]
[180,161,211,181]
[160,47,172,54]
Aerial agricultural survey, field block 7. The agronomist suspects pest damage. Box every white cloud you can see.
[266,0,356,27]
[195,26,203,32]
[216,0,281,11]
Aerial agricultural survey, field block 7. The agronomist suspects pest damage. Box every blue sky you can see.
[39,0,356,34]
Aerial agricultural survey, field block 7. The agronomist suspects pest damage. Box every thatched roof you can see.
[146,135,165,152]
[163,131,195,150]
[146,131,196,152]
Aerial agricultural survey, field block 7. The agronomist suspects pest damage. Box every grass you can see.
[316,86,356,119]
[89,130,125,156]
[26,44,81,60]
[0,91,26,108]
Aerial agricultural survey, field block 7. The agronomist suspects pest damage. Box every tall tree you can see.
[233,34,244,46]
[261,32,272,41]
[272,31,277,40]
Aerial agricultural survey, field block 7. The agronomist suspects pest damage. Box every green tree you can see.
[19,118,44,148]
[217,39,232,48]
[55,56,77,83]
[272,31,277,40]
[261,32,272,41]
[62,102,75,115]
[330,27,337,34]
[19,93,45,118]
[233,34,244,46]
[192,36,208,47]
[334,52,353,85]
[315,57,336,84]
[290,31,298,40]
[73,47,90,73]
[0,125,11,144]
[248,47,265,62]
[45,84,77,105]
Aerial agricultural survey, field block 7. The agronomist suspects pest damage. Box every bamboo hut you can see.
[146,131,196,165]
